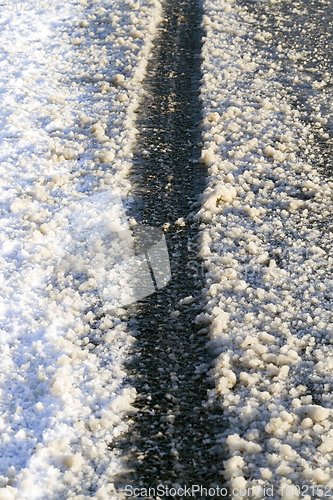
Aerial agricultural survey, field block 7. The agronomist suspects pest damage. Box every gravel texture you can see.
[115,0,229,495]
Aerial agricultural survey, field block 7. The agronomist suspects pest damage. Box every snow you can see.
[0,0,161,497]
[3,0,333,494]
[199,0,333,495]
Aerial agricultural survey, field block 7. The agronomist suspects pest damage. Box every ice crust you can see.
[0,0,161,497]
[199,0,333,496]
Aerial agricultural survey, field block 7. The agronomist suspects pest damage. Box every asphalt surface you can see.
[114,0,229,496]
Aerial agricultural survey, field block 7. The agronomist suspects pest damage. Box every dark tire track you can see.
[115,0,228,495]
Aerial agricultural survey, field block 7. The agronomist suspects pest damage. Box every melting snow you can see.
[199,0,333,496]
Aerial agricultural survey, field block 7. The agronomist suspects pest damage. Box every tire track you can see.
[115,0,228,495]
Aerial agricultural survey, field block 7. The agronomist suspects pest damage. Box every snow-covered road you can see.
[2,0,333,497]
[199,0,333,497]
[0,0,161,497]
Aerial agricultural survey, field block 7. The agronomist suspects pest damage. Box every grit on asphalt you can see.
[115,0,229,495]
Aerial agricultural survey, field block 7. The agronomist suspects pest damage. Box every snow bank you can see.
[199,0,333,496]
[0,0,162,497]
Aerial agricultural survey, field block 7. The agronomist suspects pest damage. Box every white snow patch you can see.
[0,0,162,497]
[199,0,333,495]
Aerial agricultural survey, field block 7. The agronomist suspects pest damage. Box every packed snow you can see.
[199,0,333,497]
[0,0,161,497]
